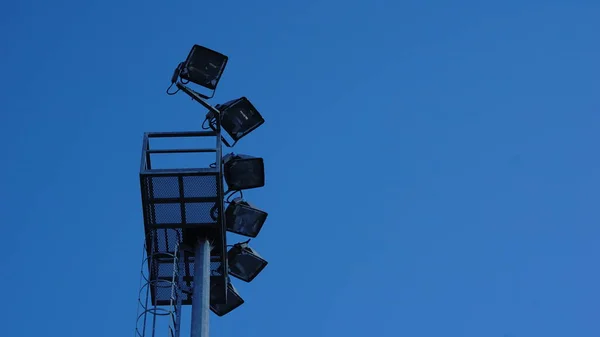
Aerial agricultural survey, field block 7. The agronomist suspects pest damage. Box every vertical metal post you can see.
[191,237,211,337]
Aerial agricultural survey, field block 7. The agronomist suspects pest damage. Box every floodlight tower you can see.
[136,44,269,337]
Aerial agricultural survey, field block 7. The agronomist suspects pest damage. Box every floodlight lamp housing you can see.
[228,242,268,283]
[210,281,244,317]
[212,97,264,147]
[225,197,268,238]
[179,44,228,98]
[223,153,265,191]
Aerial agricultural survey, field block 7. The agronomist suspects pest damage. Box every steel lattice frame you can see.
[139,131,228,307]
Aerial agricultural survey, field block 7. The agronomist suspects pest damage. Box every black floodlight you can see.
[210,281,244,317]
[228,242,268,283]
[207,97,264,147]
[179,45,228,97]
[223,153,265,191]
[225,198,268,238]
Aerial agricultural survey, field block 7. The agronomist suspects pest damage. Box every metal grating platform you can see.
[140,131,228,306]
[141,174,218,228]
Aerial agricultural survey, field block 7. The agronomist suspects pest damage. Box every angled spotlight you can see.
[225,198,268,238]
[210,281,244,317]
[179,45,228,95]
[208,97,264,146]
[223,153,265,191]
[228,242,268,283]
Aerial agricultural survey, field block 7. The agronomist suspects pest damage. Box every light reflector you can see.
[226,198,268,237]
[228,243,268,283]
[210,281,244,316]
[180,45,228,91]
[215,97,264,144]
[223,153,265,191]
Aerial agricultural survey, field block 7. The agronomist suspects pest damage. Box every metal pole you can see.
[191,237,211,337]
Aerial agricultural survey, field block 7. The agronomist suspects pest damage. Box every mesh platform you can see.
[140,131,228,306]
[141,174,219,227]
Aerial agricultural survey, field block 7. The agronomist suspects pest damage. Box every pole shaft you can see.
[191,237,211,337]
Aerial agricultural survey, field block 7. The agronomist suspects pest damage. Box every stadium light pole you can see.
[191,237,211,337]
[136,43,269,337]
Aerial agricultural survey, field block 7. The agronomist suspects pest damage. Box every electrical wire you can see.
[225,190,243,203]
[202,117,211,130]
[209,204,218,221]
[166,83,180,95]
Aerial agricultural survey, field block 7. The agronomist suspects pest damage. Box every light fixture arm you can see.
[176,82,222,116]
[176,82,237,147]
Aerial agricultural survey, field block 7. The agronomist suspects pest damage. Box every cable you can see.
[202,117,211,130]
[166,83,180,95]
[209,204,218,221]
[225,190,243,203]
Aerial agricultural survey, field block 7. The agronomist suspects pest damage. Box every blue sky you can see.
[1,1,599,336]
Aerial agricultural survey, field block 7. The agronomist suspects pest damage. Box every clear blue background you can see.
[1,1,599,336]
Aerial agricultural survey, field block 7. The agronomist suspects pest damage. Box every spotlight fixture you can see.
[225,198,268,238]
[176,45,228,98]
[210,281,244,317]
[223,153,265,191]
[228,242,268,283]
[206,97,264,147]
